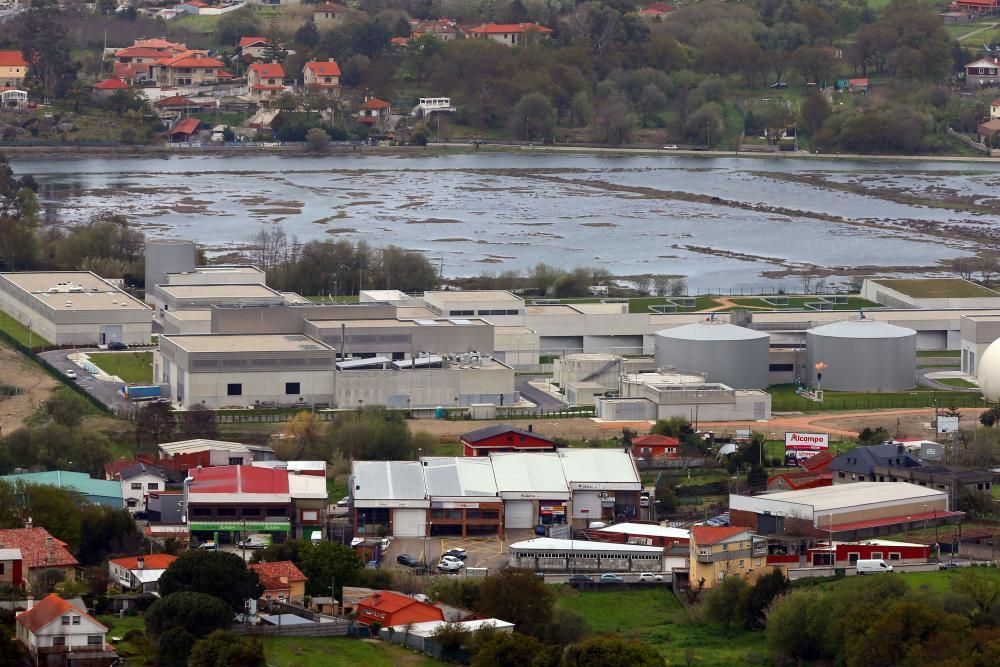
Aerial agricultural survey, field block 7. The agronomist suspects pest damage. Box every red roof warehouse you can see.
[355,590,444,627]
[460,424,556,457]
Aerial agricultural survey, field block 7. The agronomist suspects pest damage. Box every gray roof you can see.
[119,463,168,481]
[830,444,923,475]
[655,321,769,342]
[352,461,427,501]
[808,319,916,339]
[421,457,498,498]
[461,424,553,444]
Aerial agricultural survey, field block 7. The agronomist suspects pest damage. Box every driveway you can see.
[38,348,138,414]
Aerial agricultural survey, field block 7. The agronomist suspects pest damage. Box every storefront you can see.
[539,501,567,526]
[428,501,504,537]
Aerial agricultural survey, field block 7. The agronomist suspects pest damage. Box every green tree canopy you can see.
[146,592,233,639]
[158,551,261,613]
[477,569,555,638]
[188,630,266,667]
[561,636,666,667]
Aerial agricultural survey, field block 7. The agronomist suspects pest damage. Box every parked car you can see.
[769,81,788,89]
[336,496,350,507]
[662,144,678,150]
[639,496,650,508]
[938,562,958,570]
[568,574,594,584]
[107,341,127,351]
[691,145,709,151]
[600,573,625,583]
[638,573,664,582]
[438,559,462,572]
[64,369,77,379]
[534,524,546,536]
[440,555,465,568]
[396,553,420,568]
[381,537,392,552]
[443,548,467,560]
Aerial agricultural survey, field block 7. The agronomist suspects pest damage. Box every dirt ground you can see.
[0,341,57,435]
[408,407,965,442]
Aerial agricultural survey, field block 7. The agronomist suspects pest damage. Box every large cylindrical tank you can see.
[555,353,621,388]
[978,338,1000,401]
[805,319,916,391]
[654,321,770,389]
[144,239,196,289]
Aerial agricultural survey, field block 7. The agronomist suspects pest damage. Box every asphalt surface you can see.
[39,347,143,413]
[515,376,568,411]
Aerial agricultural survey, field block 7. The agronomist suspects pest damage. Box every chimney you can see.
[24,517,32,529]
[137,556,145,570]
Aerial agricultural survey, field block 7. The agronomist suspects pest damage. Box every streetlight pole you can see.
[705,121,710,149]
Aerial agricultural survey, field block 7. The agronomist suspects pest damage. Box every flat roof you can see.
[159,439,262,455]
[361,289,412,301]
[167,265,263,276]
[598,523,690,539]
[571,302,627,314]
[2,271,121,293]
[421,457,499,498]
[33,291,149,311]
[156,284,281,299]
[489,452,568,494]
[756,481,946,510]
[1,271,148,311]
[282,292,312,304]
[394,306,438,318]
[308,318,488,329]
[525,304,579,315]
[556,449,641,488]
[873,278,1000,298]
[509,537,664,554]
[162,334,333,353]
[352,461,427,501]
[163,309,212,321]
[287,474,327,499]
[425,290,522,303]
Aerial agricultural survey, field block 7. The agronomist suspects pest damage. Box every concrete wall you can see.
[306,321,495,358]
[211,303,397,335]
[145,240,195,292]
[337,364,516,409]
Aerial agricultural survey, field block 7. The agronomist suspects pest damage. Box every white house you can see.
[16,594,117,667]
[107,554,178,593]
[116,462,168,514]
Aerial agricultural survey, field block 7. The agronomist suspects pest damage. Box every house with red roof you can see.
[314,2,349,27]
[467,22,553,47]
[0,527,78,592]
[16,594,117,667]
[460,424,556,457]
[248,62,286,102]
[113,39,189,83]
[355,590,444,628]
[688,525,770,589]
[92,78,129,99]
[239,36,278,61]
[357,96,391,127]
[169,117,202,142]
[768,450,834,492]
[632,433,681,459]
[249,560,307,603]
[951,0,998,12]
[411,18,464,41]
[0,50,27,88]
[303,60,341,90]
[150,51,228,88]
[639,2,675,20]
[108,554,177,593]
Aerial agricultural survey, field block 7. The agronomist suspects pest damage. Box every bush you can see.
[306,127,330,152]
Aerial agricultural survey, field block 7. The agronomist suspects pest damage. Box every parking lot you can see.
[381,528,536,576]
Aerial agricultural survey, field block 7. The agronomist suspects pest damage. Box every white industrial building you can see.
[351,460,429,538]
[147,283,287,319]
[162,309,213,335]
[0,271,152,346]
[157,438,277,466]
[302,317,495,359]
[423,290,524,325]
[161,265,265,286]
[960,314,1000,376]
[595,371,771,422]
[155,333,338,409]
[556,448,642,525]
[489,452,569,529]
[337,360,517,409]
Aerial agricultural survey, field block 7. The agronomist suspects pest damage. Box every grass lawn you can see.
[724,296,880,311]
[873,278,998,299]
[264,637,444,667]
[0,310,51,348]
[327,475,348,503]
[556,588,768,666]
[767,383,986,411]
[897,568,1000,593]
[936,378,979,389]
[917,350,961,357]
[88,352,153,384]
[99,614,149,666]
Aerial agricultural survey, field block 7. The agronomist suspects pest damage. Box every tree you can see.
[263,16,288,64]
[0,152,40,271]
[953,567,1000,622]
[766,590,828,665]
[743,570,789,630]
[477,569,554,638]
[561,636,666,667]
[510,93,556,142]
[279,411,327,459]
[188,630,266,667]
[746,464,769,493]
[857,426,891,445]
[800,91,832,135]
[306,127,331,153]
[217,9,261,47]
[145,592,233,638]
[295,21,320,49]
[0,481,82,553]
[76,505,143,566]
[157,627,196,667]
[135,401,176,446]
[43,390,88,428]
[847,601,970,667]
[14,2,79,101]
[702,575,748,635]
[685,102,725,148]
[470,631,544,667]
[637,84,667,128]
[158,551,261,613]
[979,406,1000,427]
[177,405,219,441]
[298,540,364,597]
[325,407,421,461]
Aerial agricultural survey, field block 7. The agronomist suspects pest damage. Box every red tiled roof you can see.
[360,97,390,110]
[390,37,409,45]
[250,561,306,591]
[0,50,27,68]
[691,525,748,545]
[993,99,1000,105]
[189,465,289,494]
[468,22,553,34]
[112,62,150,80]
[315,2,348,11]
[799,451,833,471]
[108,554,177,571]
[768,470,832,491]
[183,0,209,6]
[171,118,201,136]
[17,594,106,635]
[217,70,234,79]
[93,79,128,90]
[239,36,270,48]
[250,62,285,79]
[133,38,187,50]
[305,61,341,76]
[115,47,170,60]
[633,434,680,447]
[0,528,78,570]
[955,0,997,5]
[155,51,222,68]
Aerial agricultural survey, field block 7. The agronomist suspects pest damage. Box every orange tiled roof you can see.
[108,554,177,571]
[133,38,187,50]
[93,79,128,90]
[155,51,220,68]
[633,434,680,447]
[691,525,748,545]
[171,118,201,135]
[0,50,27,67]
[250,62,285,79]
[16,594,106,635]
[239,36,270,48]
[360,97,390,110]
[250,560,306,590]
[115,47,170,60]
[468,22,553,34]
[305,61,341,77]
[0,528,78,570]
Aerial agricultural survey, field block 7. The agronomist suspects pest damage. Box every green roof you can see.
[875,279,1000,299]
[0,470,124,506]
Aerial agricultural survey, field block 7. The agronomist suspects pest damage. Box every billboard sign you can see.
[785,432,830,453]
[936,416,959,434]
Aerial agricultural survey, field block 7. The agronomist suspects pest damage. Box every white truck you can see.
[856,559,893,575]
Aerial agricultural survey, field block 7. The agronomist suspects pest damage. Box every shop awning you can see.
[189,521,291,532]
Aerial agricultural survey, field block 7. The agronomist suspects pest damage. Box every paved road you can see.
[515,376,568,411]
[38,348,138,414]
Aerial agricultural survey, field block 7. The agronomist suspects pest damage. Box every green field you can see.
[263,637,444,667]
[917,350,961,358]
[556,588,767,666]
[100,614,149,666]
[936,378,979,389]
[0,310,51,348]
[874,278,999,298]
[767,383,986,412]
[723,296,880,311]
[88,352,153,384]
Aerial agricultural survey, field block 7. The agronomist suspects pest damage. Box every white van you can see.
[238,534,272,550]
[856,559,893,575]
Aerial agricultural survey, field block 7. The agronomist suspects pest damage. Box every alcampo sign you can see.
[784,432,830,451]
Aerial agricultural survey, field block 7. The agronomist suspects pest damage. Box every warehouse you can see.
[183,465,294,544]
[161,265,265,286]
[461,424,556,457]
[147,283,286,318]
[806,539,930,567]
[351,461,429,538]
[729,482,958,540]
[597,373,771,422]
[155,334,337,409]
[507,537,665,573]
[556,448,642,527]
[422,457,503,537]
[303,317,495,359]
[335,359,517,409]
[0,271,151,346]
[489,452,569,529]
[423,290,524,325]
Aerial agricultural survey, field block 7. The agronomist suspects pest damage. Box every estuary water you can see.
[12,151,1000,290]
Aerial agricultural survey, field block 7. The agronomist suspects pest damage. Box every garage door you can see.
[393,509,425,537]
[916,331,946,351]
[504,500,534,529]
[572,491,602,519]
[100,324,123,345]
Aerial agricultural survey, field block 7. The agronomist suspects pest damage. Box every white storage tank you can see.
[554,353,622,389]
[654,321,770,389]
[805,319,917,391]
[977,338,1000,401]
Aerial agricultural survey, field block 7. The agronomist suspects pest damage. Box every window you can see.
[228,457,244,466]
[148,482,159,490]
[301,510,319,522]
[61,616,70,625]
[888,552,901,561]
[739,560,745,568]
[217,508,236,517]
[53,637,66,646]
[72,616,80,625]
[227,383,242,396]
[0,564,4,575]
[88,635,102,646]
[267,507,286,516]
[131,483,142,490]
[242,507,261,516]
[191,507,212,517]
[769,363,794,372]
[848,552,860,564]
[871,552,883,559]
[838,472,846,479]
[285,382,300,395]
